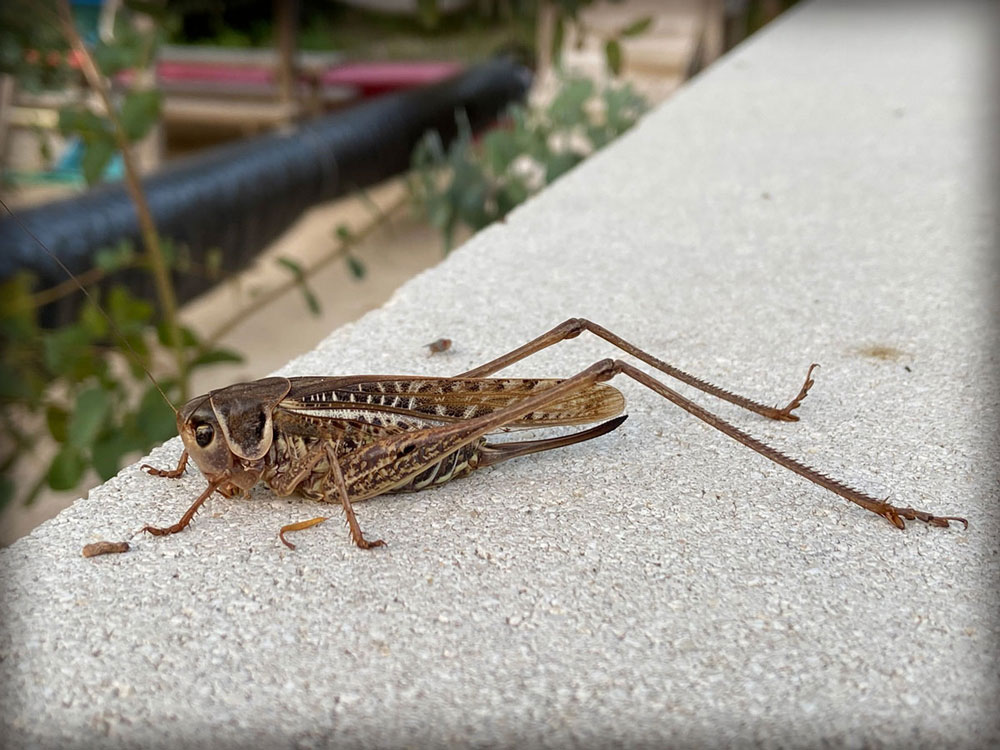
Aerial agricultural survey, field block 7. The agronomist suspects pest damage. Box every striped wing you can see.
[280,375,625,436]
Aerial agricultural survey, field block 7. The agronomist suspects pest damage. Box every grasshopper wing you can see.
[282,375,625,432]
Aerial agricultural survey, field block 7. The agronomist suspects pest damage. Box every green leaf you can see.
[42,325,92,377]
[46,405,69,443]
[619,16,653,37]
[136,385,177,444]
[0,362,31,400]
[47,445,86,490]
[277,256,305,278]
[57,107,107,140]
[302,286,321,315]
[93,45,129,77]
[81,137,116,185]
[156,321,199,348]
[335,224,354,243]
[407,73,649,255]
[549,77,593,126]
[604,81,648,120]
[604,39,623,76]
[107,286,154,332]
[411,130,445,170]
[92,12,159,74]
[68,387,112,449]
[95,241,136,272]
[276,257,321,314]
[499,180,531,212]
[0,476,14,513]
[346,255,366,280]
[482,129,520,174]
[427,196,453,230]
[545,151,583,183]
[0,273,38,339]
[457,182,489,228]
[189,347,244,369]
[79,299,109,338]
[91,432,138,481]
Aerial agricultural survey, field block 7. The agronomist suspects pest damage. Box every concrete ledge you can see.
[2,1,997,747]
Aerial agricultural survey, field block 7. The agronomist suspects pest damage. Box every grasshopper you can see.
[0,200,966,550]
[138,318,967,549]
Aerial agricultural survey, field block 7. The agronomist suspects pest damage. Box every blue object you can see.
[54,138,125,181]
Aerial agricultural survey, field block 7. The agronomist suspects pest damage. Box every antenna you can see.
[0,197,179,414]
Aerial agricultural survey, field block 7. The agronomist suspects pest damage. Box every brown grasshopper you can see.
[0,200,966,550]
[138,318,967,549]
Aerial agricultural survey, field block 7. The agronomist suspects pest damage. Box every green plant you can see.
[544,0,652,76]
[0,271,240,511]
[404,0,650,74]
[0,1,240,516]
[0,2,71,92]
[61,16,163,184]
[409,75,648,251]
[0,1,168,185]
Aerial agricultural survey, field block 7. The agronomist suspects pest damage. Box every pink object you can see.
[136,59,463,97]
[157,61,275,85]
[317,61,462,96]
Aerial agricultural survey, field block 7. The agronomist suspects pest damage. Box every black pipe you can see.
[0,58,531,323]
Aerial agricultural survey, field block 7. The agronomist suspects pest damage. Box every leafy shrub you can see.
[409,76,648,251]
[0,272,241,511]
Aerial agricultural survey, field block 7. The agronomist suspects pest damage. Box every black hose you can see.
[0,58,531,324]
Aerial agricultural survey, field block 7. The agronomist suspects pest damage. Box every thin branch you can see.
[203,191,408,347]
[30,265,108,307]
[55,0,189,400]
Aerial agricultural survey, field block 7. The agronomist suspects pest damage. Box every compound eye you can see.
[194,423,214,448]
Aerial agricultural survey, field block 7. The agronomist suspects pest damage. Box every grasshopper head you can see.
[176,378,291,492]
[177,394,234,482]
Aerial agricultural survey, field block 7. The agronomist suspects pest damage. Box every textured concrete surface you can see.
[2,2,997,747]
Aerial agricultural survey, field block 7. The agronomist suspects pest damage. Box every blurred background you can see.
[0,0,797,544]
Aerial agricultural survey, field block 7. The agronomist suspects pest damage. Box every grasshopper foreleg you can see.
[139,476,225,540]
[141,450,189,479]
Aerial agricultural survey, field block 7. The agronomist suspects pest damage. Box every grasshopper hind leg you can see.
[457,318,819,422]
[478,415,628,467]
